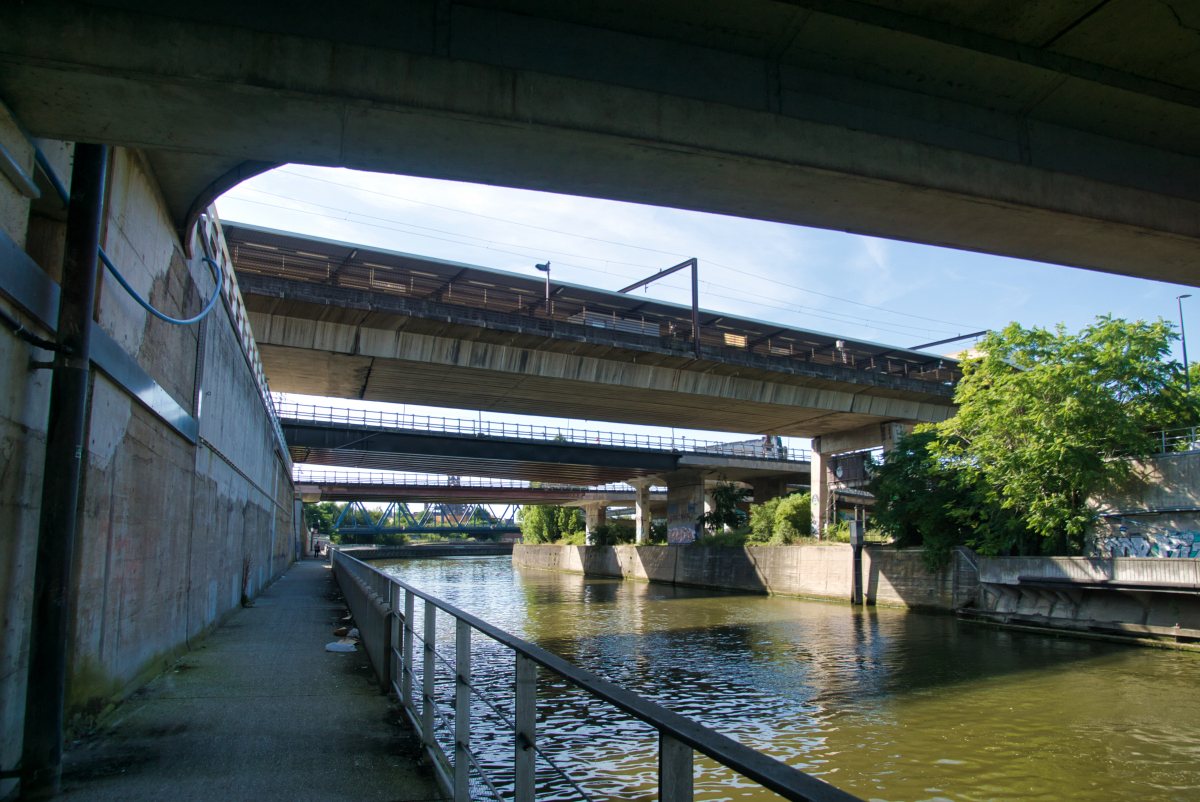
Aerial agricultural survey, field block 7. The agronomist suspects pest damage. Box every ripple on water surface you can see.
[377,556,1200,802]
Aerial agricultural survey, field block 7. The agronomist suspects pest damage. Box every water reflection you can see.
[378,557,1200,802]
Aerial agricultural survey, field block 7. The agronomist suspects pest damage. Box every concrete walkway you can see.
[61,560,445,802]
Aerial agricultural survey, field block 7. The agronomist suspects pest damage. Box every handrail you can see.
[332,549,863,802]
[293,470,660,493]
[278,400,811,463]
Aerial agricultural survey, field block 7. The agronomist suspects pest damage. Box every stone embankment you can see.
[513,544,980,610]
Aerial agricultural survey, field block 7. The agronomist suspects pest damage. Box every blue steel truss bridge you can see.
[332,498,520,539]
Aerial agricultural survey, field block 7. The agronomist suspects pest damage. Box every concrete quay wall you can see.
[0,130,296,792]
[513,544,974,609]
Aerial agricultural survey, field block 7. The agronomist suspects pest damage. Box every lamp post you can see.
[535,262,550,314]
[1179,294,1192,395]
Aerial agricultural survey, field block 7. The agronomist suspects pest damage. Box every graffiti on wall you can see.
[1095,531,1200,558]
[666,501,699,546]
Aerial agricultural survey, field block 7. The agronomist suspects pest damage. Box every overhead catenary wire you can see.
[222,195,969,340]
[268,167,979,329]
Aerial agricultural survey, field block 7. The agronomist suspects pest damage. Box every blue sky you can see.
[219,164,1196,467]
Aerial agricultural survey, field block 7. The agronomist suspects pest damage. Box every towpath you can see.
[60,559,444,801]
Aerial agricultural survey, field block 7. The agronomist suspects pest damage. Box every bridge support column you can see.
[812,422,911,537]
[810,449,830,538]
[664,471,705,545]
[631,480,653,544]
[583,502,607,545]
[750,476,789,506]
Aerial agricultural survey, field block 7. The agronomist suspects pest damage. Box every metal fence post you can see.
[514,654,537,802]
[455,619,472,802]
[423,601,436,747]
[403,590,415,711]
[388,583,401,695]
[659,733,693,802]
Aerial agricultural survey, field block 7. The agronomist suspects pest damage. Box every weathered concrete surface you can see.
[58,560,444,802]
[252,312,954,437]
[513,544,975,609]
[1,142,295,796]
[5,2,1200,284]
[974,555,1200,635]
[1090,451,1200,556]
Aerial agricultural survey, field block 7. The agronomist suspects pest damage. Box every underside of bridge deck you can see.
[2,1,1199,285]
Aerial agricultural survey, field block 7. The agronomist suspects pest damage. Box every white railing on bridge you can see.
[331,550,863,802]
[276,400,810,462]
[293,470,650,493]
[1150,426,1200,455]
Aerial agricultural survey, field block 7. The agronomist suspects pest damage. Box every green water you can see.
[377,557,1200,802]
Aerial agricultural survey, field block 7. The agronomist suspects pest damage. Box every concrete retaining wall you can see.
[974,555,1200,634]
[0,136,295,791]
[513,544,974,609]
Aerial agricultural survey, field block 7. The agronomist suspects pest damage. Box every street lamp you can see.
[1179,294,1192,395]
[535,262,551,314]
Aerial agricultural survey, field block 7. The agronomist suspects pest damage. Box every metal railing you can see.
[199,209,291,467]
[331,550,861,802]
[293,470,654,494]
[1151,426,1200,454]
[278,400,810,463]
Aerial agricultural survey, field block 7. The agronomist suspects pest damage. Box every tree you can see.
[303,501,344,535]
[748,492,812,544]
[930,317,1195,554]
[518,505,584,544]
[869,431,1030,569]
[700,480,750,533]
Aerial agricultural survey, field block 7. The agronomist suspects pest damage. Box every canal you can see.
[377,556,1200,802]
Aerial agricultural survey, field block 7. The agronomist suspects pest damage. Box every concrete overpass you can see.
[4,1,1200,287]
[293,470,669,511]
[279,402,811,486]
[237,224,961,438]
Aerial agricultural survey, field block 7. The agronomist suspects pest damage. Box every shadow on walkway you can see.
[61,560,445,802]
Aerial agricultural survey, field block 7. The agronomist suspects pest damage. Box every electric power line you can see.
[232,189,963,336]
[267,168,979,329]
[220,195,966,340]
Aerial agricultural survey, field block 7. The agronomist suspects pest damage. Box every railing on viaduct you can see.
[278,400,811,463]
[331,549,862,802]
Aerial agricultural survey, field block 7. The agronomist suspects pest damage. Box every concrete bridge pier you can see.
[811,422,909,537]
[664,470,706,545]
[582,502,607,545]
[750,476,790,506]
[630,480,653,544]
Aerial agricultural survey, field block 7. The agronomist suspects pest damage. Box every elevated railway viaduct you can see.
[3,1,1197,795]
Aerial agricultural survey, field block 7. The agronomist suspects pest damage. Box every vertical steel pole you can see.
[22,144,108,800]
[514,654,537,802]
[1179,295,1191,395]
[659,732,693,802]
[387,583,400,696]
[454,620,471,802]
[422,601,436,748]
[690,259,701,360]
[402,590,415,711]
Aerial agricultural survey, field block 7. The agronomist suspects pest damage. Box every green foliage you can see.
[590,521,636,546]
[932,317,1195,553]
[555,530,586,546]
[747,492,812,545]
[700,479,751,533]
[869,317,1196,566]
[303,501,344,535]
[868,431,1030,569]
[694,526,752,547]
[518,505,585,544]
